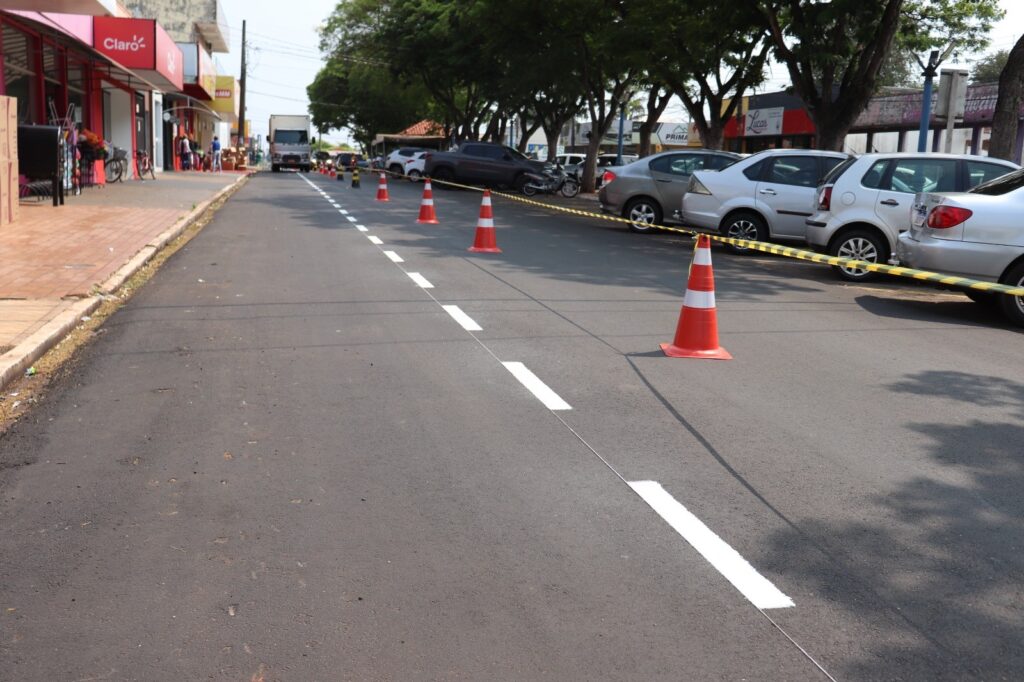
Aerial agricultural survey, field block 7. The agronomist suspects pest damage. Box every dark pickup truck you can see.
[423,142,545,189]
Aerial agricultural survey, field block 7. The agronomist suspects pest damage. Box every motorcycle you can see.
[521,164,580,198]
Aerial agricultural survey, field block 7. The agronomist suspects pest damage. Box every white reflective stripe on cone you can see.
[478,218,494,228]
[423,199,434,205]
[693,247,713,266]
[482,197,492,206]
[683,289,716,309]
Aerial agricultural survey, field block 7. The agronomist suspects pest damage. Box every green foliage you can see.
[973,49,1009,83]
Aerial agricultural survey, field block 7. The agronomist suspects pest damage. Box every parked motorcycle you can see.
[521,164,580,198]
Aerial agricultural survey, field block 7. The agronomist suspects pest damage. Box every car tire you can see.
[432,167,454,188]
[997,260,1024,328]
[388,163,403,177]
[408,169,422,181]
[720,211,767,253]
[271,164,280,173]
[624,197,662,233]
[830,229,888,282]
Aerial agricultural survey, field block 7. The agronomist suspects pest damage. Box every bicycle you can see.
[104,146,127,183]
[135,149,156,180]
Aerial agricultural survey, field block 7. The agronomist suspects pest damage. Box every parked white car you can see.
[897,168,1024,326]
[385,147,426,176]
[403,151,428,180]
[682,149,849,253]
[805,152,1018,280]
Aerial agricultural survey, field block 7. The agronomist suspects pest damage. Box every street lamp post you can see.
[917,50,941,152]
[616,106,626,166]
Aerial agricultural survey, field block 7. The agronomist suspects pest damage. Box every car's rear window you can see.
[742,160,765,181]
[969,167,1024,195]
[820,157,857,185]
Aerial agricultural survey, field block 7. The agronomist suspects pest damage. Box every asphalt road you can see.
[1,172,1022,681]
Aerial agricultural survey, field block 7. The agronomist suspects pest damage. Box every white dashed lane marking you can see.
[628,480,794,610]
[442,305,482,331]
[346,216,357,223]
[356,225,368,232]
[368,236,383,245]
[407,272,434,289]
[501,362,571,411]
[384,251,404,263]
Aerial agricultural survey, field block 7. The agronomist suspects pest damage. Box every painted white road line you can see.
[384,250,404,263]
[628,480,794,610]
[442,305,482,332]
[501,362,572,411]
[407,272,434,289]
[346,216,358,223]
[367,236,383,245]
[340,209,349,215]
[356,225,369,232]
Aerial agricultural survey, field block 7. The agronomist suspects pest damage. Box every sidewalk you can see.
[0,171,250,389]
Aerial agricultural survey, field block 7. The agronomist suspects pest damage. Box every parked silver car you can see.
[599,150,740,233]
[681,149,849,251]
[896,168,1024,327]
[805,153,1017,280]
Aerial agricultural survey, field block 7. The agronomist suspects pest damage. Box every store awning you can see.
[3,11,161,92]
[0,0,121,15]
[177,41,216,100]
[93,16,183,92]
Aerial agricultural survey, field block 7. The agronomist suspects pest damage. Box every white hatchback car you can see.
[682,149,849,252]
[805,153,1018,280]
[403,151,429,180]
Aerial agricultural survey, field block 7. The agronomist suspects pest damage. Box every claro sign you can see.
[93,17,184,92]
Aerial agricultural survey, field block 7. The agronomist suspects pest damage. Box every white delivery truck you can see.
[269,114,311,172]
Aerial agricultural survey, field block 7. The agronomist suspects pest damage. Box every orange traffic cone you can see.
[376,173,390,202]
[468,190,501,253]
[661,234,731,359]
[330,168,336,178]
[416,179,439,224]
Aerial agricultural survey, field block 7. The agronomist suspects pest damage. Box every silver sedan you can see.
[598,150,740,233]
[897,168,1024,327]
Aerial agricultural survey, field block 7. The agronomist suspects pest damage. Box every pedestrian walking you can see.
[211,136,223,173]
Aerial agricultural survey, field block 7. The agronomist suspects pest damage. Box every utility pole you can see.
[238,19,247,155]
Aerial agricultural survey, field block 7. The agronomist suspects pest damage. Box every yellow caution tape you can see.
[376,167,1024,297]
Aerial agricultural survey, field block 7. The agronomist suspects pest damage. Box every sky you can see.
[217,0,1024,148]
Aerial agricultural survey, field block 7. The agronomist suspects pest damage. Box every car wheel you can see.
[720,211,766,253]
[997,261,1024,328]
[388,163,403,176]
[624,198,662,233]
[432,167,454,188]
[408,169,422,181]
[271,164,280,173]
[831,229,888,282]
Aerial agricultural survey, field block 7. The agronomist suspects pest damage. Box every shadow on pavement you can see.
[764,369,1024,679]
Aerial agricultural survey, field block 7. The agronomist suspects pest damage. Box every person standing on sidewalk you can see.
[178,135,191,170]
[211,136,223,173]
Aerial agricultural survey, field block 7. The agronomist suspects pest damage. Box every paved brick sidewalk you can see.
[0,171,249,385]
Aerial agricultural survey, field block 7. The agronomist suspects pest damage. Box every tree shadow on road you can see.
[763,370,1024,680]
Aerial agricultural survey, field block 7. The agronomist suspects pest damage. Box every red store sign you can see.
[93,17,184,92]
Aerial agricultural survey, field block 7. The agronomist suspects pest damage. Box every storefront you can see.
[92,15,182,177]
[722,91,816,153]
[1,10,181,187]
[163,40,217,170]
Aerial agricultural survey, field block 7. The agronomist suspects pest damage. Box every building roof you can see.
[397,120,443,136]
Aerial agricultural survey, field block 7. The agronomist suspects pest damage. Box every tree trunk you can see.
[637,121,655,158]
[637,86,674,158]
[582,133,604,193]
[990,33,1024,161]
[696,121,724,151]
[545,128,560,161]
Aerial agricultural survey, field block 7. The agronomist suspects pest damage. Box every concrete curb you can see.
[0,172,252,392]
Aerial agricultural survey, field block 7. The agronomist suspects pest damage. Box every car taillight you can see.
[688,176,711,195]
[817,186,832,211]
[602,170,617,185]
[926,205,973,229]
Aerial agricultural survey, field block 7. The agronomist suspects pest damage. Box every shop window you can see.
[2,25,38,123]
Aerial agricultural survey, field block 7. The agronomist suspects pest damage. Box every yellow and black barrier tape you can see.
[374,167,1024,298]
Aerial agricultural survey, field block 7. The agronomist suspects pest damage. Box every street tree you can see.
[760,0,1002,150]
[636,84,675,158]
[989,35,1024,160]
[634,0,768,151]
[973,49,1009,83]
